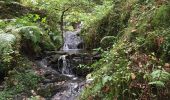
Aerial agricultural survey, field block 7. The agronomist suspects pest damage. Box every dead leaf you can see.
[13,80,18,85]
[131,29,137,33]
[88,96,93,100]
[164,63,170,68]
[102,85,110,93]
[131,73,136,80]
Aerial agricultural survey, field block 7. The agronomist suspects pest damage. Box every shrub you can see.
[152,5,170,28]
[0,57,42,99]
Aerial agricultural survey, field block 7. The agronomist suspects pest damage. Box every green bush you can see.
[0,70,41,99]
[17,26,55,54]
[152,5,170,28]
[148,70,170,87]
[161,30,170,60]
[81,1,170,100]
[0,57,42,99]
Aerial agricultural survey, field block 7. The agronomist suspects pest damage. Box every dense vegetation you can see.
[0,0,170,99]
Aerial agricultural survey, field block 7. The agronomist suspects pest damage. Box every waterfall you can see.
[63,43,69,51]
[34,29,94,100]
[58,30,84,75]
[59,55,72,75]
[62,31,83,51]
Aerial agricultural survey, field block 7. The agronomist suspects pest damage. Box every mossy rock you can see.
[13,26,55,56]
[17,26,43,43]
[0,33,16,56]
[0,33,16,75]
[100,36,116,49]
[0,33,16,44]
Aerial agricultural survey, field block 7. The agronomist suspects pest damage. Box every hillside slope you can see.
[81,0,170,99]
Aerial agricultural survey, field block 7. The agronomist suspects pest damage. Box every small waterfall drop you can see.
[35,28,95,100]
[62,31,84,51]
[58,30,84,76]
[59,55,72,75]
[63,43,69,51]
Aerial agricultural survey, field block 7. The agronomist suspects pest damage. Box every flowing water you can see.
[63,30,84,50]
[37,30,91,100]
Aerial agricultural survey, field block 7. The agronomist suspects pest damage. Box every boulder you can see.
[0,33,16,44]
[0,33,16,55]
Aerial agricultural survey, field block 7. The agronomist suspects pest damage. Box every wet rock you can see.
[77,42,84,49]
[45,51,68,55]
[37,83,59,97]
[42,79,52,84]
[86,79,94,84]
[13,92,30,100]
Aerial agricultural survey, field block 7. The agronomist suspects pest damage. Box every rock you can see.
[86,79,93,84]
[42,79,52,84]
[37,83,58,97]
[77,42,85,49]
[50,54,64,62]
[0,33,16,44]
[0,33,16,55]
[44,51,68,55]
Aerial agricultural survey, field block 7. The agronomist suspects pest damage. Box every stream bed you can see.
[35,30,98,100]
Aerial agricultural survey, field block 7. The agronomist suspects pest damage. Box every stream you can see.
[35,29,97,100]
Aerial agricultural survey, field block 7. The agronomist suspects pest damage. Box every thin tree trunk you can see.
[60,11,64,45]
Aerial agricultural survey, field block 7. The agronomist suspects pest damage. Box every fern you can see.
[18,26,43,44]
[149,81,165,87]
[149,70,170,87]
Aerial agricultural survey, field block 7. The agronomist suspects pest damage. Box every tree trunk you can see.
[60,11,65,45]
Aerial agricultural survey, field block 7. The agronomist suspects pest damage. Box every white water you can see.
[59,55,72,75]
[63,31,83,51]
[63,44,69,51]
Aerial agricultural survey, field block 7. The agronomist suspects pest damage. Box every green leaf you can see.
[149,81,165,87]
[150,70,170,82]
[102,75,112,85]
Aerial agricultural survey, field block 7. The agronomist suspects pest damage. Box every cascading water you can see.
[34,26,95,100]
[63,31,84,50]
[58,30,84,76]
[63,44,69,51]
[51,30,86,100]
[59,55,72,75]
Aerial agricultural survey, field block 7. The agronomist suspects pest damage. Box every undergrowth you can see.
[81,0,170,100]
